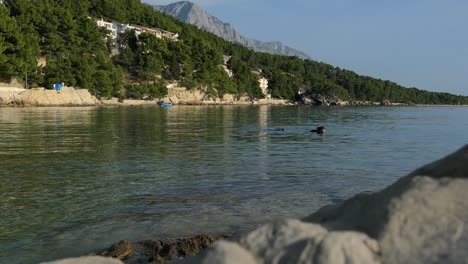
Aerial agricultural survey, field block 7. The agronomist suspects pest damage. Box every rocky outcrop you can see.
[300,93,409,107]
[0,87,99,106]
[20,87,99,106]
[99,235,223,264]
[163,87,284,105]
[300,93,345,106]
[186,145,468,264]
[0,87,25,105]
[1,86,289,107]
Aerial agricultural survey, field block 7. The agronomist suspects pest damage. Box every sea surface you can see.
[1,105,467,263]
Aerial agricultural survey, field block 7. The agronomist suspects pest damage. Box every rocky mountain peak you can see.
[153,1,311,59]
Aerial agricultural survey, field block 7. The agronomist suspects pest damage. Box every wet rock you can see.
[103,240,133,260]
[101,234,222,264]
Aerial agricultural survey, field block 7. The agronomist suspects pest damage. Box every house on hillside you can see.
[127,25,179,41]
[258,76,270,98]
[95,18,118,38]
[251,69,271,98]
[95,18,178,50]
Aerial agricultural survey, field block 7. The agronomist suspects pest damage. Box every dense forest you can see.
[1,0,467,104]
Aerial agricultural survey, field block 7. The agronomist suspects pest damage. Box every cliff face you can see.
[153,1,311,59]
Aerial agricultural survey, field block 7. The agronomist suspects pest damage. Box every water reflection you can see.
[1,106,468,263]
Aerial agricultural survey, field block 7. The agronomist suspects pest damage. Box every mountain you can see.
[153,1,311,59]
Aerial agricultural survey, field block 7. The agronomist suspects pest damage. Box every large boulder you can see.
[186,145,468,264]
[186,219,380,264]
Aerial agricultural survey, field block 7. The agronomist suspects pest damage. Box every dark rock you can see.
[101,235,223,264]
[301,93,342,106]
[102,240,134,260]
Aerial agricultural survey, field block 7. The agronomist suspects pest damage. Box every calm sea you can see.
[1,105,467,263]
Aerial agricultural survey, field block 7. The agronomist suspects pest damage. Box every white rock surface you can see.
[186,219,380,264]
[184,241,257,264]
[20,87,99,106]
[42,256,124,264]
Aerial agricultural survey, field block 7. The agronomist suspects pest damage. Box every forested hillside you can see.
[1,0,467,104]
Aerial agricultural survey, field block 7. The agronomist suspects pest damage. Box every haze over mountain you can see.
[153,1,311,59]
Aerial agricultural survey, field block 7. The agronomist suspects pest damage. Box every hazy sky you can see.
[145,0,468,96]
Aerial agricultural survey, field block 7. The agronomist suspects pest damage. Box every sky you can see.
[145,0,468,96]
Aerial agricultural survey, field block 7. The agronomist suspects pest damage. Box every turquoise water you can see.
[1,105,467,263]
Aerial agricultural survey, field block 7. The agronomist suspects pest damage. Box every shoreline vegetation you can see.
[2,0,468,107]
[1,85,466,107]
[44,145,468,264]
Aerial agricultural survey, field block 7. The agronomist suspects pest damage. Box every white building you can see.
[258,76,270,98]
[95,18,178,45]
[95,18,119,40]
[251,69,270,98]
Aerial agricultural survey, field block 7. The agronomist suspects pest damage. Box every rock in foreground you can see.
[187,145,468,264]
[99,235,222,264]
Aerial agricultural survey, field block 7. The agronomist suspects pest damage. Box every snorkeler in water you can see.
[310,126,326,134]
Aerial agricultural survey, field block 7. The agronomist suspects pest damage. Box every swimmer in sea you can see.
[310,126,326,135]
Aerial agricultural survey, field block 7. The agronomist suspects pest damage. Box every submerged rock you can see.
[47,145,468,264]
[186,145,468,264]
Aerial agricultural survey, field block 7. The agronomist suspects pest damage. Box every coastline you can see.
[0,86,290,107]
[1,86,466,107]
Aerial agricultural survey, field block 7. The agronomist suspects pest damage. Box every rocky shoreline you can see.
[0,86,427,107]
[299,93,409,106]
[0,86,290,107]
[4,85,466,107]
[43,145,468,264]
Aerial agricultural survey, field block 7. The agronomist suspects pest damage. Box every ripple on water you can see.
[1,106,468,263]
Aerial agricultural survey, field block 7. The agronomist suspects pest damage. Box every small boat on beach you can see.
[160,102,173,108]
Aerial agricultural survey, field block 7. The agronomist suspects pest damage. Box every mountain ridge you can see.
[153,1,311,59]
